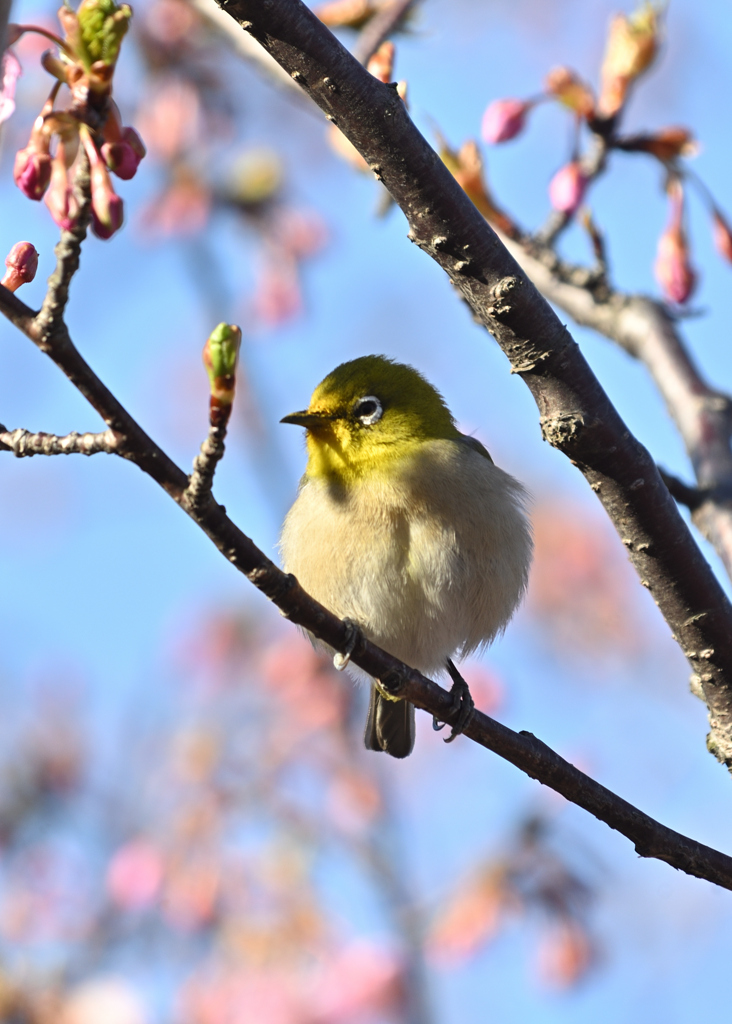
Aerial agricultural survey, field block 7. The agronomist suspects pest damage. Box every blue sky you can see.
[2,0,732,1020]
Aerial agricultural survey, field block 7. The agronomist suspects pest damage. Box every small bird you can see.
[280,355,532,758]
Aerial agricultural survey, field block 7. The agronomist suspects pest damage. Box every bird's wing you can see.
[457,433,494,463]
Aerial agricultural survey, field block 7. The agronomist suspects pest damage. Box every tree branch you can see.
[0,426,120,456]
[352,0,416,65]
[211,0,732,765]
[2,302,732,892]
[184,402,233,513]
[501,231,732,582]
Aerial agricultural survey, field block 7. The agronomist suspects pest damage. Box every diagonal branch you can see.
[499,230,732,582]
[210,0,732,765]
[2,296,732,892]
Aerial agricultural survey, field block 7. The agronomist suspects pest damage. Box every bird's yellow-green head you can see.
[281,355,462,484]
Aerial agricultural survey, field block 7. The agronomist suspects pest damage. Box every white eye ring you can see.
[353,395,383,426]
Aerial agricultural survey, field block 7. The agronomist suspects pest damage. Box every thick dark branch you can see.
[212,0,732,765]
[500,231,732,585]
[2,308,732,891]
[0,426,120,456]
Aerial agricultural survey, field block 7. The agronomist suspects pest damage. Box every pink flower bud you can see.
[43,152,81,231]
[1,241,39,292]
[80,126,125,238]
[654,184,696,305]
[91,193,124,239]
[548,161,587,215]
[14,144,52,199]
[712,210,732,264]
[481,98,530,144]
[101,127,146,180]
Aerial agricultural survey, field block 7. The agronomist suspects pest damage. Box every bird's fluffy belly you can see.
[280,439,531,674]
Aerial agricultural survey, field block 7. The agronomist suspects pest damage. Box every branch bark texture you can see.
[500,232,732,582]
[212,0,732,765]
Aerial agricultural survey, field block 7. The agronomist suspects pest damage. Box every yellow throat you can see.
[281,355,463,486]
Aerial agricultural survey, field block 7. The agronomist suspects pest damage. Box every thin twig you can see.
[184,404,232,512]
[0,427,120,457]
[659,468,706,512]
[352,0,416,65]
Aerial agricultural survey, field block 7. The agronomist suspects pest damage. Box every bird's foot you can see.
[333,618,363,671]
[432,659,474,743]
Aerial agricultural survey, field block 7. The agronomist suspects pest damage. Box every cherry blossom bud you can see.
[544,67,595,119]
[76,0,132,70]
[44,150,80,230]
[654,182,696,305]
[14,143,52,199]
[598,2,661,117]
[366,41,394,84]
[80,126,124,237]
[90,193,124,239]
[548,161,587,215]
[101,126,146,179]
[712,209,732,264]
[481,98,531,144]
[12,90,60,200]
[1,241,39,292]
[314,0,375,29]
[203,322,242,404]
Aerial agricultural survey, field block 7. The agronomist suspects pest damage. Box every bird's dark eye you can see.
[353,395,383,426]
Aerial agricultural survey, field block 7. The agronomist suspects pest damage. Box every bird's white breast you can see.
[280,439,532,675]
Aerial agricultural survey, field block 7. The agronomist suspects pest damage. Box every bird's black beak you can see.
[280,410,334,429]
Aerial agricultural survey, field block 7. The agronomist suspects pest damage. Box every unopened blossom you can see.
[14,140,53,199]
[81,127,124,237]
[654,182,696,305]
[13,94,57,199]
[314,0,378,29]
[44,149,81,230]
[548,161,587,215]
[544,67,595,119]
[1,242,39,292]
[102,126,146,179]
[598,2,661,117]
[367,41,394,84]
[712,210,732,264]
[537,919,595,989]
[203,322,242,404]
[481,98,531,144]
